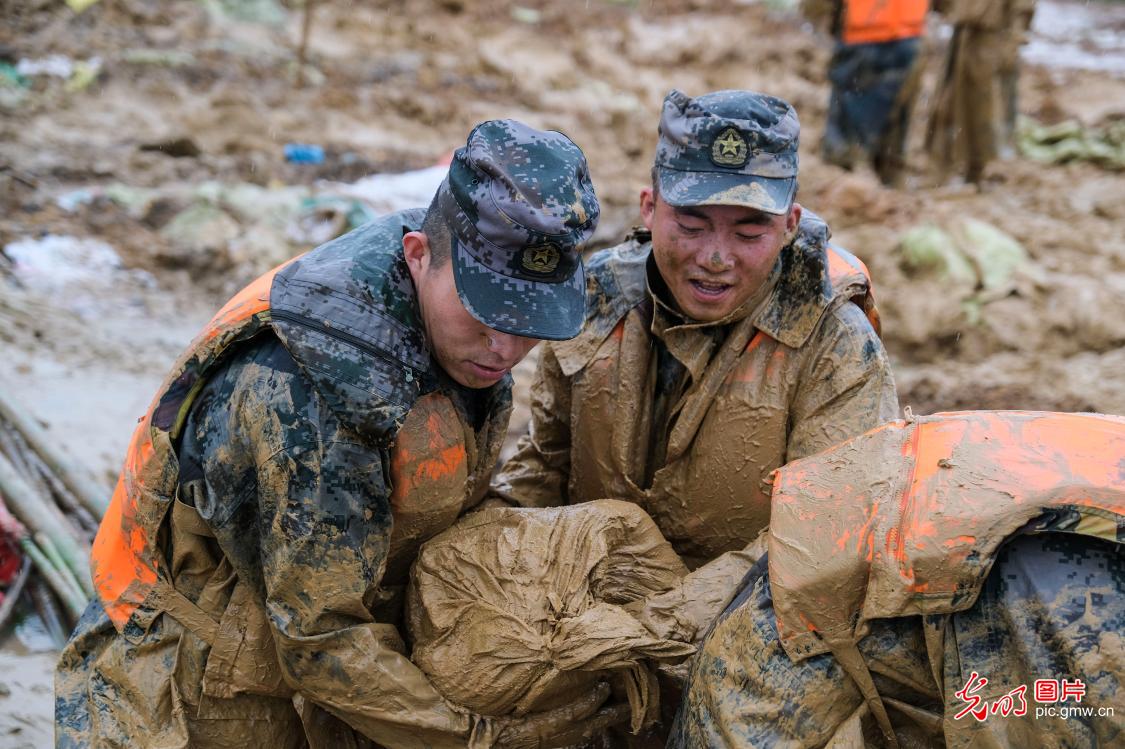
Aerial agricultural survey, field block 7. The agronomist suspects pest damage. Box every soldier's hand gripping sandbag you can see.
[626,530,768,645]
[407,500,696,737]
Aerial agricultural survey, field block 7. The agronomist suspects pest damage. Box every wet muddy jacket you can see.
[492,214,898,566]
[71,211,510,747]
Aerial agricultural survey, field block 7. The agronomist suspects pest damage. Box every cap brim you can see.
[451,237,586,341]
[657,167,796,215]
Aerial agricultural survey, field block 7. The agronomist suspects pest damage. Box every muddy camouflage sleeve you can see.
[231,341,473,746]
[788,300,899,460]
[489,342,574,508]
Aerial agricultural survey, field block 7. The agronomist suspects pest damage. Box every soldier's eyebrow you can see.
[733,212,774,226]
[673,206,712,223]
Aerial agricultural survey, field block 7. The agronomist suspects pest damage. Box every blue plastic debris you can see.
[283,143,325,164]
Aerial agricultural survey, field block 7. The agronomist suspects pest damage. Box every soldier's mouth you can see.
[467,361,508,380]
[689,279,732,299]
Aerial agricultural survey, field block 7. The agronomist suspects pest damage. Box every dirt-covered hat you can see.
[437,119,599,341]
[654,89,799,214]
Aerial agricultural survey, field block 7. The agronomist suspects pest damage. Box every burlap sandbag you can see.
[406,500,695,731]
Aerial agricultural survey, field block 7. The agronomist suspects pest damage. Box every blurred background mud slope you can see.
[0,0,1123,743]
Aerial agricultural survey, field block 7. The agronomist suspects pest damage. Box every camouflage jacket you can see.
[60,211,511,748]
[492,213,898,567]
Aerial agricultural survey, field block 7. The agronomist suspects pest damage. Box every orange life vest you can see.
[769,410,1125,664]
[843,0,929,45]
[91,260,292,631]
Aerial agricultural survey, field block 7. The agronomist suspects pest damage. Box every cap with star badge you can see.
[436,119,600,341]
[654,89,800,214]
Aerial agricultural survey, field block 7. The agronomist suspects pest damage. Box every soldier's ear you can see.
[403,231,431,284]
[640,187,657,230]
[785,202,802,235]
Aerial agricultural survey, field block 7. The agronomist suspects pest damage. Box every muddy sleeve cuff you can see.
[489,342,573,508]
[788,301,899,460]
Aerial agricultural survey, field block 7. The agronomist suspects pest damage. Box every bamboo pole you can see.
[0,450,93,596]
[0,382,110,518]
[19,535,87,621]
[296,0,317,87]
[0,493,87,622]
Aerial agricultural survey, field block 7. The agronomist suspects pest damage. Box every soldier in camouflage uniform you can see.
[489,90,897,741]
[55,120,613,748]
[492,89,897,569]
[671,411,1125,748]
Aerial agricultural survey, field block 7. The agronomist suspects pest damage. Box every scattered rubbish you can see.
[0,63,28,89]
[287,196,376,247]
[283,142,325,164]
[159,203,242,269]
[65,0,102,12]
[899,224,977,287]
[16,56,74,78]
[4,235,129,291]
[329,164,447,217]
[55,189,95,213]
[897,218,1038,329]
[139,137,202,158]
[204,0,288,26]
[1019,116,1125,171]
[14,56,102,91]
[121,49,197,68]
[65,58,101,92]
[955,218,1032,294]
[511,6,542,24]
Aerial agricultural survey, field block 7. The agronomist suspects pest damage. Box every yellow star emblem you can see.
[710,127,748,167]
[522,243,560,274]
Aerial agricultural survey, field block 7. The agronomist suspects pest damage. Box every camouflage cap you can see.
[654,89,799,214]
[437,119,600,341]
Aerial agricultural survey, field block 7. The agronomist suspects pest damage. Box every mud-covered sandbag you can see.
[407,499,695,731]
[626,531,766,645]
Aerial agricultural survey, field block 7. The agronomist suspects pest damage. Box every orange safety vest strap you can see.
[843,0,929,45]
[826,244,882,337]
[91,258,297,633]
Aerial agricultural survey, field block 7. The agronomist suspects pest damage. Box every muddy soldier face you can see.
[55,120,605,749]
[642,90,802,323]
[492,89,898,572]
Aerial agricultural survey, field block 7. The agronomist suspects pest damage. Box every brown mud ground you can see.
[0,0,1123,741]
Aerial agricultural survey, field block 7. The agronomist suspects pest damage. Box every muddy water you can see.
[1025,0,1125,77]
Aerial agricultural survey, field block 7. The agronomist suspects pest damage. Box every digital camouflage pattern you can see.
[491,212,898,568]
[439,119,600,341]
[670,532,1125,748]
[56,211,517,748]
[654,89,800,214]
